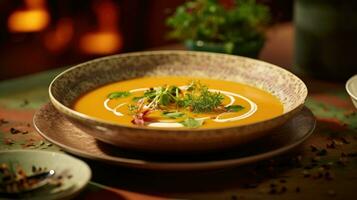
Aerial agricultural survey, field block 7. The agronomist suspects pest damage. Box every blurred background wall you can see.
[0,0,292,81]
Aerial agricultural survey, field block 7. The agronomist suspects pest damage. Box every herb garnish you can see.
[162,111,185,119]
[108,91,131,99]
[181,81,224,113]
[180,117,204,128]
[225,105,244,112]
[107,81,245,128]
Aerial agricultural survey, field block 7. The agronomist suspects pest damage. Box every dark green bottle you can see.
[294,0,357,80]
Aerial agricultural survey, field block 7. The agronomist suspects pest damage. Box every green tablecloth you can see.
[0,68,356,200]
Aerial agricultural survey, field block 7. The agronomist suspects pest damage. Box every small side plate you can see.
[0,150,91,199]
[34,103,315,171]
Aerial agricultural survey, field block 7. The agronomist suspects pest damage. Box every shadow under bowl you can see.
[49,50,307,153]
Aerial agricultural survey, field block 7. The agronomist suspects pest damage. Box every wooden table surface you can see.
[0,23,356,200]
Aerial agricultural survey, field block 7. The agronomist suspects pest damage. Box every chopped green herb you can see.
[180,117,204,128]
[182,82,224,113]
[132,96,144,102]
[128,104,138,113]
[162,111,185,119]
[159,93,170,106]
[225,105,244,112]
[108,91,131,99]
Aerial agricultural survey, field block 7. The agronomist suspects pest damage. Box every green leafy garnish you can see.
[132,96,144,102]
[107,81,245,129]
[128,104,138,114]
[180,117,204,128]
[108,91,131,99]
[225,105,244,112]
[180,81,224,113]
[162,111,185,119]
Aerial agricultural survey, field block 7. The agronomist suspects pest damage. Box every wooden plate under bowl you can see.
[33,103,315,171]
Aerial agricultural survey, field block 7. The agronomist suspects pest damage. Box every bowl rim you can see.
[346,74,357,100]
[49,50,308,132]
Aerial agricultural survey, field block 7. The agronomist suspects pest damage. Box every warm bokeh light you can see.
[44,18,74,53]
[80,32,123,55]
[80,0,123,54]
[7,0,50,33]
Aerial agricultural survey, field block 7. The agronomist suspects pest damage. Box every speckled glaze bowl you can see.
[49,51,307,153]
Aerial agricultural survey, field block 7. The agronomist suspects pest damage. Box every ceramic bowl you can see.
[49,50,307,153]
[0,150,91,200]
[346,74,357,109]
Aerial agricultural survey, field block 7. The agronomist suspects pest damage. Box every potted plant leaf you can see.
[166,0,271,58]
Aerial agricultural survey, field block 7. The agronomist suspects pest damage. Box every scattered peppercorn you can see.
[269,188,277,194]
[10,127,21,134]
[340,137,350,144]
[280,186,287,193]
[20,99,29,107]
[4,138,14,145]
[310,145,318,152]
[279,179,286,183]
[316,149,327,156]
[0,118,9,125]
[347,152,357,157]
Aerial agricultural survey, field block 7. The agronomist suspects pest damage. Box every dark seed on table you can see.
[312,172,323,179]
[326,141,336,149]
[67,175,73,179]
[316,149,327,156]
[20,99,29,107]
[58,175,62,179]
[269,188,277,194]
[341,137,350,144]
[347,152,357,157]
[243,183,258,188]
[0,119,9,125]
[325,172,334,180]
[2,175,11,182]
[10,128,21,134]
[270,183,277,188]
[321,164,331,170]
[311,156,320,163]
[4,138,14,145]
[27,123,31,127]
[280,186,287,193]
[303,170,310,177]
[310,145,318,152]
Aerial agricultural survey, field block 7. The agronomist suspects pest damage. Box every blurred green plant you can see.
[166,0,271,56]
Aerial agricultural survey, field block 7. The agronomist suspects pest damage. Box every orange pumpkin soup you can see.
[73,76,283,129]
